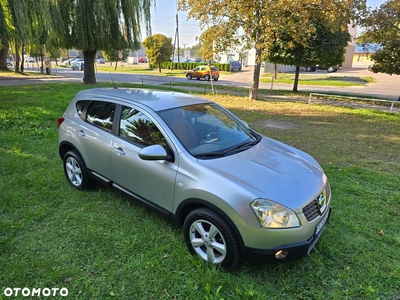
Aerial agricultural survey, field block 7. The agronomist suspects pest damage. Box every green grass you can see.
[260,72,375,86]
[0,83,399,299]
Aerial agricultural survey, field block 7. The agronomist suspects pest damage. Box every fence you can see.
[309,93,399,114]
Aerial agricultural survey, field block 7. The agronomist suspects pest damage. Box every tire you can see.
[186,73,192,80]
[306,66,313,72]
[204,74,210,81]
[63,150,93,190]
[183,207,240,269]
[327,67,333,73]
[213,77,218,81]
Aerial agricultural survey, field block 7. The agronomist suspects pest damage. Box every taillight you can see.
[57,117,65,128]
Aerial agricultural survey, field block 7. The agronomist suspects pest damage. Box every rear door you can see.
[75,100,116,181]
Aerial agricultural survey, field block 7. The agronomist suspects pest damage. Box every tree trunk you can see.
[158,63,161,73]
[250,47,262,100]
[293,66,300,92]
[83,50,97,84]
[16,40,21,73]
[0,43,9,70]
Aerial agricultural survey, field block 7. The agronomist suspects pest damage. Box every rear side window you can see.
[86,101,116,132]
[75,100,90,120]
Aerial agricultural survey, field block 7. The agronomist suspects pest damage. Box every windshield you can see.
[158,103,260,158]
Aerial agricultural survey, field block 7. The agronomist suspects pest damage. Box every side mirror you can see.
[138,145,168,161]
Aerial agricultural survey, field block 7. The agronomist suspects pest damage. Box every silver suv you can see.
[58,88,331,269]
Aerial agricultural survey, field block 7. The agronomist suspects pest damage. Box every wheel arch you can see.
[59,141,81,160]
[173,198,246,254]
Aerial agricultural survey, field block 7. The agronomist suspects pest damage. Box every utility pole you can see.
[171,1,180,70]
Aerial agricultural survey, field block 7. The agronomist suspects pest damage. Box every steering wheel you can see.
[201,126,219,144]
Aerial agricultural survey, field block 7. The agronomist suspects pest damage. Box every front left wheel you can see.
[183,207,240,269]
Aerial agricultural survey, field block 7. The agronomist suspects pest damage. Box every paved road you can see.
[1,65,399,100]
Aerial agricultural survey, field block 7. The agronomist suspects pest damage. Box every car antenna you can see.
[109,72,117,89]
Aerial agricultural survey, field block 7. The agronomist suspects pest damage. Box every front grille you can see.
[302,182,331,222]
[302,200,320,222]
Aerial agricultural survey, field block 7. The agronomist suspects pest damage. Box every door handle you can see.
[78,130,85,137]
[113,146,125,156]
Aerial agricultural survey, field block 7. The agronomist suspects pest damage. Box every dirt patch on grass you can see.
[264,120,297,129]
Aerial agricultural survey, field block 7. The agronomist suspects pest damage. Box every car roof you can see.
[74,88,211,112]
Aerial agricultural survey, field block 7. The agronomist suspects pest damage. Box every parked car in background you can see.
[186,65,220,81]
[25,56,35,63]
[71,60,84,71]
[227,60,242,71]
[57,88,332,269]
[305,65,341,73]
[96,57,105,64]
[6,59,13,68]
[138,57,148,63]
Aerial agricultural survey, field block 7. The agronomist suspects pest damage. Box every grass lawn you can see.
[260,72,375,86]
[0,82,399,299]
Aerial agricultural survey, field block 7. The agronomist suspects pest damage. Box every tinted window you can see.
[86,101,116,132]
[119,106,167,149]
[75,100,90,120]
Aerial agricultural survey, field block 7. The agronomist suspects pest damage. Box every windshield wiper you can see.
[222,139,259,155]
[194,139,259,158]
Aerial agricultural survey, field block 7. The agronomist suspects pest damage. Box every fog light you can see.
[275,250,288,259]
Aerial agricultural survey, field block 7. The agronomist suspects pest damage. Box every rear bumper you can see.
[242,207,331,264]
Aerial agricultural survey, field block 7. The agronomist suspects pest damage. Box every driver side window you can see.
[119,106,168,149]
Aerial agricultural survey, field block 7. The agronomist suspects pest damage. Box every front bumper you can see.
[242,207,331,264]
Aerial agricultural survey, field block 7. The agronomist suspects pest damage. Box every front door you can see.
[111,105,177,212]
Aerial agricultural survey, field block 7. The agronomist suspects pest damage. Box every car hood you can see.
[197,137,326,211]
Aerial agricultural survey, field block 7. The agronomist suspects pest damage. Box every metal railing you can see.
[308,93,399,114]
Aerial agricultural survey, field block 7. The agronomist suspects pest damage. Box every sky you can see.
[142,0,386,48]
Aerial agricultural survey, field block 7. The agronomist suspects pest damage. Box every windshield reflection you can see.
[159,103,260,158]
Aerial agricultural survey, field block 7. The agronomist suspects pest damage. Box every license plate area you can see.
[315,210,330,235]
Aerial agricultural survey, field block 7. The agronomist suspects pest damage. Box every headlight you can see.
[250,199,300,228]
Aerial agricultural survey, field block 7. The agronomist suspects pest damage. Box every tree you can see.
[358,0,400,75]
[0,2,10,70]
[143,34,173,73]
[266,21,351,92]
[0,0,52,73]
[53,0,154,84]
[179,0,365,99]
[189,43,202,58]
[103,48,130,70]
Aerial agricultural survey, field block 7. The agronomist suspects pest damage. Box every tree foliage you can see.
[0,0,52,71]
[54,0,154,83]
[0,0,154,80]
[358,0,400,75]
[143,34,174,73]
[179,0,366,98]
[267,21,351,91]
